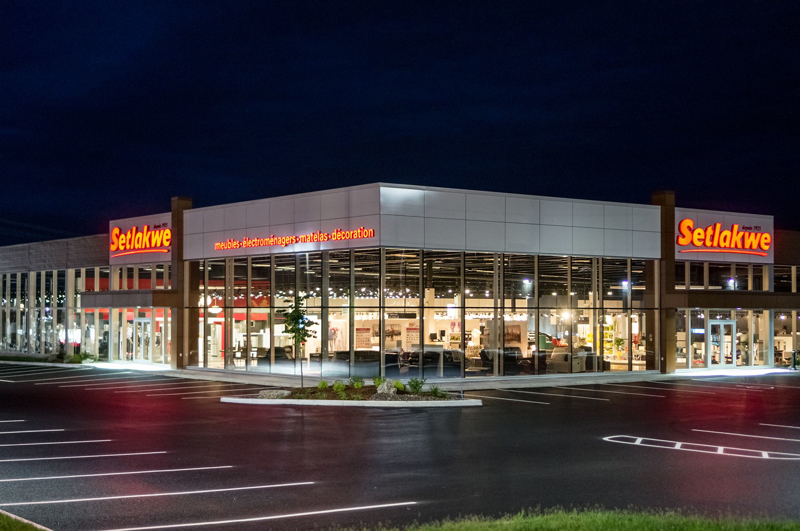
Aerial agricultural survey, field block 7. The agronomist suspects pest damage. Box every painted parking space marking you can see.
[552,386,665,398]
[506,389,609,401]
[60,378,167,388]
[0,439,111,448]
[760,423,800,430]
[0,465,234,483]
[119,382,262,394]
[692,429,800,443]
[146,387,271,397]
[0,420,25,423]
[0,429,64,435]
[108,380,212,392]
[99,501,418,531]
[654,381,763,392]
[603,435,800,460]
[30,372,133,384]
[0,481,314,506]
[602,383,716,395]
[78,378,177,389]
[0,451,167,463]
[465,393,549,405]
[37,374,149,385]
[183,393,263,399]
[0,368,92,378]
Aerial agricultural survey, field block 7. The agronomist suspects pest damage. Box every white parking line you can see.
[0,368,91,378]
[147,387,270,397]
[760,423,800,430]
[506,389,609,401]
[0,366,73,373]
[33,373,135,384]
[109,381,211,392]
[0,429,64,435]
[0,482,314,506]
[0,420,25,423]
[118,382,259,394]
[0,465,234,483]
[84,381,201,392]
[604,435,800,459]
[465,393,549,405]
[100,501,418,531]
[602,383,716,395]
[59,378,165,388]
[551,386,665,398]
[0,439,111,448]
[692,429,800,443]
[0,451,166,463]
[182,394,263,400]
[654,381,763,392]
[79,378,176,390]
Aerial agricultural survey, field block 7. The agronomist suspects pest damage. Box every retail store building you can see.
[1,184,799,380]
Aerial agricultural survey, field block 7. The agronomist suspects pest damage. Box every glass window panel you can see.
[752,266,765,291]
[98,267,110,292]
[351,308,381,377]
[384,249,421,308]
[206,260,226,311]
[735,310,751,367]
[354,250,380,307]
[688,262,704,289]
[137,265,153,290]
[538,256,569,308]
[250,257,271,308]
[424,307,463,379]
[675,261,687,290]
[272,310,296,375]
[298,253,323,306]
[774,310,792,367]
[774,266,793,293]
[273,254,296,307]
[502,309,539,375]
[630,260,650,307]
[735,265,749,291]
[187,307,204,367]
[232,259,248,308]
[676,310,688,368]
[540,308,573,373]
[464,253,495,304]
[601,259,628,307]
[229,308,247,371]
[323,307,351,378]
[602,309,629,371]
[708,263,734,291]
[424,251,461,308]
[690,310,707,368]
[188,261,205,308]
[56,270,66,307]
[248,308,271,372]
[328,251,351,307]
[503,254,536,310]
[383,308,421,379]
[205,306,225,369]
[571,257,596,309]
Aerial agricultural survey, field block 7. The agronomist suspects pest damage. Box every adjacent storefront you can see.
[1,184,798,379]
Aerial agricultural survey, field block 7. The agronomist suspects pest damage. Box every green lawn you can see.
[345,510,800,531]
[0,511,43,531]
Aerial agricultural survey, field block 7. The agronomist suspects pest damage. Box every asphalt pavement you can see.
[0,362,799,530]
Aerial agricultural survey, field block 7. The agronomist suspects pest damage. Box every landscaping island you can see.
[221,377,482,408]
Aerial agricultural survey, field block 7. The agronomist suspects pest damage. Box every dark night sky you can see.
[2,2,798,245]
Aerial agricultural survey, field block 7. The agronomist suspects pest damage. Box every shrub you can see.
[349,376,364,389]
[317,381,329,390]
[372,375,386,387]
[407,377,426,395]
[349,394,364,400]
[332,381,346,393]
[429,385,448,399]
[69,354,83,364]
[393,379,406,391]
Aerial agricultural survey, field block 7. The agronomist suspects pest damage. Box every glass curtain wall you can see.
[182,249,657,379]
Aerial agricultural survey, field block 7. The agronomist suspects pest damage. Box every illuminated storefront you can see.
[1,185,798,379]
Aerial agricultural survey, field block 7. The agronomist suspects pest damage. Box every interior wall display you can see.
[405,327,419,347]
[356,328,371,349]
[504,325,521,343]
[385,324,401,339]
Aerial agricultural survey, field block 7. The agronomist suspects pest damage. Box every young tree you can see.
[277,294,317,387]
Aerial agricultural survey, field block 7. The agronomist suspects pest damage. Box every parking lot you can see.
[0,363,799,530]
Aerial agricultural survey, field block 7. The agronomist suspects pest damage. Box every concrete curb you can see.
[221,396,483,407]
[0,508,52,530]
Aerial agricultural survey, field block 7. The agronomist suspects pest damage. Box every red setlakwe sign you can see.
[214,227,375,251]
[676,219,771,257]
[110,225,172,258]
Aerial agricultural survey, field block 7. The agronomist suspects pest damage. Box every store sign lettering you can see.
[110,225,172,258]
[676,219,771,257]
[214,227,375,251]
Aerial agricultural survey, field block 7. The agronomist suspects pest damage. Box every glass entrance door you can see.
[709,320,735,367]
[134,319,151,362]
